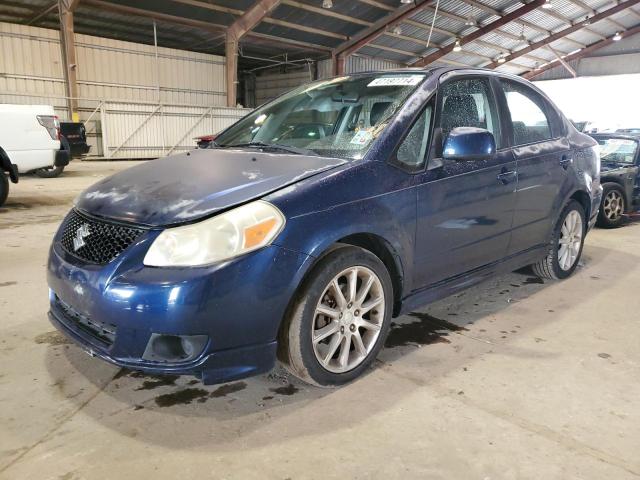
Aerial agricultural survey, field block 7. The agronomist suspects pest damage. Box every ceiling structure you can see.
[1,0,640,76]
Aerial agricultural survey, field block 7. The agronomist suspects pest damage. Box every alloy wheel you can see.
[603,190,624,221]
[312,266,385,373]
[558,210,583,271]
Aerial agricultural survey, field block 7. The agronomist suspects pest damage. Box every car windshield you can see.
[215,73,428,160]
[596,138,638,164]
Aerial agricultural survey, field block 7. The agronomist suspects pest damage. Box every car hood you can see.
[76,148,347,227]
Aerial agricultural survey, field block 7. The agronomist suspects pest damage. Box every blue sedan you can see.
[47,67,602,386]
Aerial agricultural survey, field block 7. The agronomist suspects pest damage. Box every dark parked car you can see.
[590,133,639,227]
[615,128,640,137]
[60,122,91,157]
[47,68,602,387]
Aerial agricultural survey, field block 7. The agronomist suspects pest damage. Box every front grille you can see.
[55,295,117,346]
[59,209,145,264]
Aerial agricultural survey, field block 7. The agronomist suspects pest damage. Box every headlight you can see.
[143,200,285,267]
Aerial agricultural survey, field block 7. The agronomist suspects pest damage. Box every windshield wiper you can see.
[224,142,318,156]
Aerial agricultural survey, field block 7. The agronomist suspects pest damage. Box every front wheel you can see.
[596,183,626,228]
[279,245,393,387]
[34,165,65,178]
[532,199,586,280]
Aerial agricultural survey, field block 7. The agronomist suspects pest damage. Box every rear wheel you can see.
[279,245,393,387]
[0,172,8,207]
[596,183,626,228]
[532,200,585,280]
[34,165,65,178]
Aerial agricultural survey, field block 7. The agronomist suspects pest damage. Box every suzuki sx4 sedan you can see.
[48,68,602,387]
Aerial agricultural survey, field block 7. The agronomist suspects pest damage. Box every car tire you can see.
[34,166,65,178]
[532,199,586,280]
[596,183,626,228]
[0,172,8,207]
[279,245,394,387]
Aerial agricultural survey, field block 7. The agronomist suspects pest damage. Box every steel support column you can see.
[58,0,81,121]
[226,0,282,107]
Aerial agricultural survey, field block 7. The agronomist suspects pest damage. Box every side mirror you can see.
[442,127,496,162]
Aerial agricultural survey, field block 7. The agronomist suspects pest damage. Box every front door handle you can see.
[497,168,517,185]
[560,154,573,169]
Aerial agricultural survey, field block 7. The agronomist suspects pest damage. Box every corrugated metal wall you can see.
[104,103,249,159]
[0,21,242,159]
[0,22,227,105]
[317,56,405,79]
[254,67,314,106]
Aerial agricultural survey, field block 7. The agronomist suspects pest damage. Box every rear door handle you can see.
[560,154,573,169]
[497,169,517,185]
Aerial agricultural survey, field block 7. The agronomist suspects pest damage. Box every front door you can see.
[412,75,517,290]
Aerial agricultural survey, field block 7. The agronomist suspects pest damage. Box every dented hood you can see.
[76,148,346,227]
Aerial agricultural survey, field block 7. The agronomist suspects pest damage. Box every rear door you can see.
[496,79,571,255]
[411,74,517,289]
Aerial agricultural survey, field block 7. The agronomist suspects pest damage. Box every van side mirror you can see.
[442,127,496,162]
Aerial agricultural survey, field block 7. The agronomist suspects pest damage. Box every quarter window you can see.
[439,78,501,148]
[396,104,433,169]
[500,80,553,146]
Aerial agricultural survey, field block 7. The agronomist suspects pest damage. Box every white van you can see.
[0,104,70,206]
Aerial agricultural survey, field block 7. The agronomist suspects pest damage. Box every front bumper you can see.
[47,226,311,384]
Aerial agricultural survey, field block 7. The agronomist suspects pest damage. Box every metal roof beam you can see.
[25,1,58,25]
[524,23,640,79]
[170,0,346,40]
[484,0,640,69]
[332,0,435,74]
[82,0,331,53]
[411,0,546,67]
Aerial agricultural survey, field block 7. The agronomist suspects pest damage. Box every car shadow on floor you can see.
[41,244,633,449]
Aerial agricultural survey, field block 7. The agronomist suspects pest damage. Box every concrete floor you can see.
[1,160,639,480]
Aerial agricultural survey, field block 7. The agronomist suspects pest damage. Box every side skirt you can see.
[398,245,546,315]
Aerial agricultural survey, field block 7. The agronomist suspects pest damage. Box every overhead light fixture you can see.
[542,0,553,9]
[453,39,462,52]
[465,15,476,26]
[534,62,540,70]
[322,0,333,8]
[392,24,403,35]
[400,0,413,4]
[584,15,591,25]
[612,31,622,41]
[497,53,506,63]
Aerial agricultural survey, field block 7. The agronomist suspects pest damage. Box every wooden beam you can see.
[523,23,640,79]
[411,0,546,67]
[227,0,282,107]
[485,0,640,69]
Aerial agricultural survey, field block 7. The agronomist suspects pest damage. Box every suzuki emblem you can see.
[73,223,91,251]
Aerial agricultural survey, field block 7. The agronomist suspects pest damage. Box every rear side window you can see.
[500,79,553,146]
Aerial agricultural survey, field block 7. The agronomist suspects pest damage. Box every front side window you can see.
[215,73,427,160]
[596,138,639,165]
[439,77,501,148]
[501,79,553,146]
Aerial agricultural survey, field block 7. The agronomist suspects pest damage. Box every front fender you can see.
[0,147,19,183]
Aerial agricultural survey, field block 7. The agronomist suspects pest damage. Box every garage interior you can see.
[1,0,639,478]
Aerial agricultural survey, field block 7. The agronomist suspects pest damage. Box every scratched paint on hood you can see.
[76,148,347,227]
